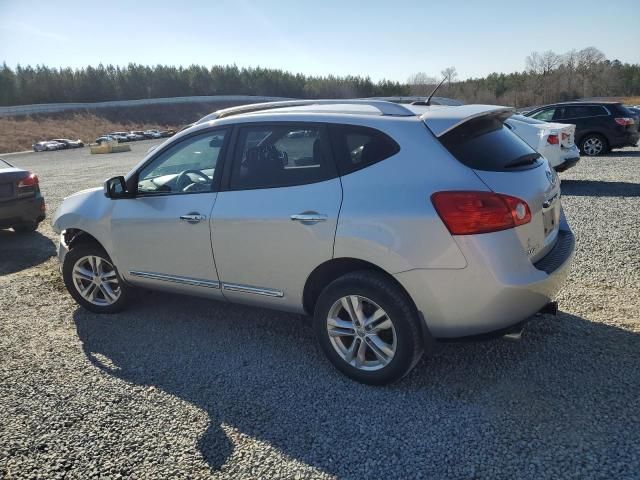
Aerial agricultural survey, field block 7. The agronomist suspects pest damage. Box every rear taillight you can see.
[547,134,559,145]
[614,117,634,126]
[17,173,38,189]
[431,191,531,235]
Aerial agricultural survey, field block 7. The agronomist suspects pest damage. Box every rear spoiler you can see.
[421,105,515,137]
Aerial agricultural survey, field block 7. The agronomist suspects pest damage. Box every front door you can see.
[110,129,229,298]
[211,123,342,312]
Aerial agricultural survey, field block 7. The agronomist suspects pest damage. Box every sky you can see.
[0,0,639,82]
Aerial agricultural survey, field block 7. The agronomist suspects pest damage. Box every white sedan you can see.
[32,141,64,152]
[506,115,580,171]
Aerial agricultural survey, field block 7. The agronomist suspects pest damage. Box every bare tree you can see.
[406,72,437,96]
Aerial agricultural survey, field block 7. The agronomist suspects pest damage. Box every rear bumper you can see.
[0,195,45,228]
[555,156,580,172]
[610,131,639,148]
[395,216,575,338]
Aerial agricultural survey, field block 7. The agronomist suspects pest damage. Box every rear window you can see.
[440,115,541,172]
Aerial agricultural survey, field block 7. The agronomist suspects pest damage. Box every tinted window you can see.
[440,116,541,172]
[559,105,608,119]
[229,124,335,190]
[530,108,555,121]
[137,130,227,194]
[329,124,400,175]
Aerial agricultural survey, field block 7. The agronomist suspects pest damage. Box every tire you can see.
[62,242,130,313]
[13,222,38,233]
[313,270,424,385]
[579,134,608,156]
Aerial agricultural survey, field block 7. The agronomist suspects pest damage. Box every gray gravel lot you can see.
[1,141,639,479]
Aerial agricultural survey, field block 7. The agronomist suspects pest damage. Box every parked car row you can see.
[95,129,175,145]
[32,138,84,152]
[524,101,639,156]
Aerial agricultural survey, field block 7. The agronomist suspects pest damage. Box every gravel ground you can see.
[1,142,639,479]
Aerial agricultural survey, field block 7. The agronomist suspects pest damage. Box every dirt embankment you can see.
[0,100,247,153]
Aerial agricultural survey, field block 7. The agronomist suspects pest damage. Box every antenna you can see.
[425,75,448,106]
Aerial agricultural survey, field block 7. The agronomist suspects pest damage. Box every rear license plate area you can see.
[543,205,557,237]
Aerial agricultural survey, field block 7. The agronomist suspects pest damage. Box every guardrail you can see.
[0,95,292,118]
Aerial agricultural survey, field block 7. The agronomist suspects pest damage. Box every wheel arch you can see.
[303,257,416,316]
[577,130,609,146]
[63,228,105,251]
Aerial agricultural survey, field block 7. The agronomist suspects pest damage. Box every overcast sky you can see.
[1,0,639,82]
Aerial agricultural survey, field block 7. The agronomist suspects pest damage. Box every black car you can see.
[525,102,640,156]
[0,158,46,232]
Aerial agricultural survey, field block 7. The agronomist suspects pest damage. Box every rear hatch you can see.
[423,107,562,263]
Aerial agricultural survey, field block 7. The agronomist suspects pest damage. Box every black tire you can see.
[313,270,424,385]
[62,242,131,314]
[13,222,38,233]
[579,133,608,156]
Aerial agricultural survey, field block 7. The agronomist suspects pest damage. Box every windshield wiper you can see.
[504,153,541,169]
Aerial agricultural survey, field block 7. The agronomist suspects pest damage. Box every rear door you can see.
[554,105,609,140]
[210,122,342,312]
[433,113,561,263]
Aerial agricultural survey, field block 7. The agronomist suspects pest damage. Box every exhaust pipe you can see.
[503,329,522,342]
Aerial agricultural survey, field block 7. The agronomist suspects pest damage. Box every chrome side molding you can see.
[222,282,284,298]
[129,271,221,289]
[129,271,284,298]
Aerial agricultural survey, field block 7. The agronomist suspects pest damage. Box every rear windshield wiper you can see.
[504,153,541,169]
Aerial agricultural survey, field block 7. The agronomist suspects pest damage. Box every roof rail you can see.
[197,99,416,123]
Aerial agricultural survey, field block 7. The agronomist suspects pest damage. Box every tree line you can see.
[410,48,640,107]
[1,47,638,107]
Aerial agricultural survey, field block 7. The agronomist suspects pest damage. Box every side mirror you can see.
[103,176,129,199]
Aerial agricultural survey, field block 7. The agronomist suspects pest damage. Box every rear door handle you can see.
[180,213,206,224]
[290,212,327,224]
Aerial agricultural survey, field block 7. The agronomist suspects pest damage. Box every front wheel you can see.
[579,134,608,156]
[62,243,130,313]
[313,271,424,385]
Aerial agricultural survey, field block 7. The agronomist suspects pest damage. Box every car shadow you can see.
[73,293,640,477]
[0,229,56,275]
[602,150,640,158]
[561,179,640,197]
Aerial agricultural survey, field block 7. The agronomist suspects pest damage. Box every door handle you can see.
[290,212,327,224]
[180,213,206,224]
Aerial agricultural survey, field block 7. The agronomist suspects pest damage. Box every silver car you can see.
[52,100,575,385]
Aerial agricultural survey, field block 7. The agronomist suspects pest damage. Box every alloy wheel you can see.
[326,295,397,371]
[71,255,121,306]
[583,137,604,156]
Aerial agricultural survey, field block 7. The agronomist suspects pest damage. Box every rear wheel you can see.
[579,134,608,156]
[313,271,424,385]
[62,243,130,313]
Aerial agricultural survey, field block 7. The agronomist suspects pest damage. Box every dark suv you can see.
[525,102,639,156]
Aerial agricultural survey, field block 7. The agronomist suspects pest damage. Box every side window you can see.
[558,105,607,119]
[229,124,335,190]
[137,130,227,195]
[328,124,400,175]
[531,108,555,121]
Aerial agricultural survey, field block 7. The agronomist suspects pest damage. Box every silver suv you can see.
[53,100,575,385]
